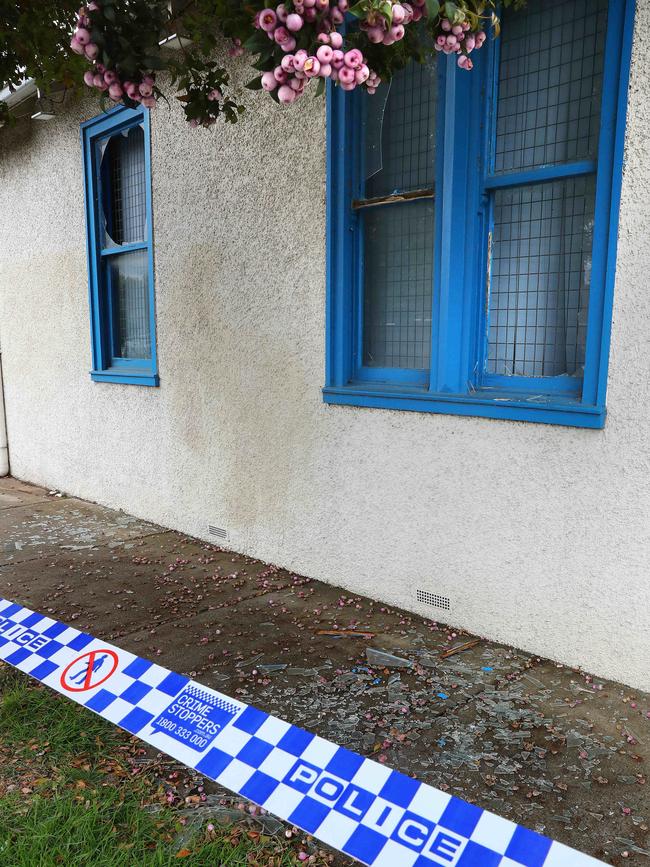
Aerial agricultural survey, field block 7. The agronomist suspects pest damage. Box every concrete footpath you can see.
[0,477,648,865]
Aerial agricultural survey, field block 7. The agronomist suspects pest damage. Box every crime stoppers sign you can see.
[60,649,119,692]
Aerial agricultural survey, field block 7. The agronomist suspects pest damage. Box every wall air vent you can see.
[416,590,450,611]
[207,525,228,541]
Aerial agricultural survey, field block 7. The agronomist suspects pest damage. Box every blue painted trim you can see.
[91,370,159,387]
[325,81,354,388]
[323,0,633,428]
[81,105,158,387]
[323,387,605,429]
[584,0,636,409]
[100,241,148,257]
[484,160,597,189]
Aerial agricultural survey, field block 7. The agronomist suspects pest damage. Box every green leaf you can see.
[425,0,441,17]
[380,1,393,25]
[244,76,263,90]
[243,31,269,53]
[348,2,366,18]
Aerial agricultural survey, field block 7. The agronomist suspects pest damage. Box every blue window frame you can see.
[325,0,635,428]
[81,106,158,386]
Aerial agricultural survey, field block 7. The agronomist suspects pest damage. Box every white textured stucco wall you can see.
[0,12,649,690]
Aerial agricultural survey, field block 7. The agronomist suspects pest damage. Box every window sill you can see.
[91,369,159,387]
[322,383,605,429]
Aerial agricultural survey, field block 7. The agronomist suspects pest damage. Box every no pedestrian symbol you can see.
[60,649,119,692]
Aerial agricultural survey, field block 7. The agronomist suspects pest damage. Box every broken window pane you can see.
[100,125,147,247]
[364,57,437,198]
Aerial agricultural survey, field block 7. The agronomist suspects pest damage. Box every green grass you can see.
[0,788,295,866]
[0,667,299,866]
[0,666,116,761]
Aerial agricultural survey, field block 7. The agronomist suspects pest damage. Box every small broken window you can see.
[99,124,147,248]
[82,108,157,383]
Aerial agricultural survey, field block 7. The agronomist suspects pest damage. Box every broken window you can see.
[82,109,158,386]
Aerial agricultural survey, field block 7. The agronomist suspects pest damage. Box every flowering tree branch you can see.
[2,1,527,129]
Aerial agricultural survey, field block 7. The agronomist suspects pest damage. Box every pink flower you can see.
[329,31,343,50]
[274,26,290,45]
[139,82,153,97]
[142,96,156,108]
[303,56,321,78]
[286,13,303,32]
[83,70,95,87]
[344,49,364,70]
[70,37,85,55]
[261,71,277,91]
[281,36,296,52]
[356,64,370,84]
[367,26,384,44]
[281,54,295,72]
[108,82,123,101]
[207,88,222,101]
[293,49,308,71]
[277,84,296,104]
[392,4,406,24]
[338,65,355,85]
[316,45,333,64]
[84,42,99,60]
[228,38,244,57]
[75,27,91,45]
[259,8,277,31]
[330,49,345,70]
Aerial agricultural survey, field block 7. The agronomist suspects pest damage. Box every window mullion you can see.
[429,58,474,395]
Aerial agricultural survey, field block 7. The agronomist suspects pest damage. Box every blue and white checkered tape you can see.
[0,597,604,867]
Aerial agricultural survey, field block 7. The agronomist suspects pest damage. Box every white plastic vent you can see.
[417,590,450,611]
[207,525,228,541]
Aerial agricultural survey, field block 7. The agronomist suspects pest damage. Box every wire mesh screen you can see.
[487,176,595,378]
[495,0,608,174]
[363,199,434,369]
[360,57,436,370]
[365,58,437,198]
[107,250,151,360]
[104,125,146,246]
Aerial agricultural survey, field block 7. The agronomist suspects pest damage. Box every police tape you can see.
[0,597,603,867]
